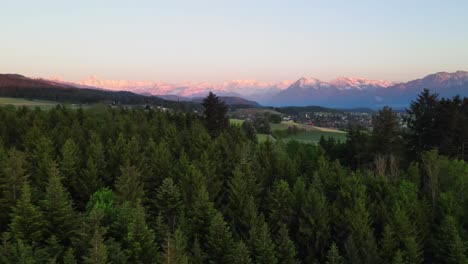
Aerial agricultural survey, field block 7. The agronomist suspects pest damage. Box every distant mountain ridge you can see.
[269,71,468,108]
[0,74,195,109]
[3,71,468,109]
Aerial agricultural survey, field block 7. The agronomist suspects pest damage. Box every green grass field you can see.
[280,130,347,143]
[230,119,347,144]
[229,118,245,125]
[230,107,282,116]
[0,97,59,108]
[272,121,346,143]
[0,97,104,110]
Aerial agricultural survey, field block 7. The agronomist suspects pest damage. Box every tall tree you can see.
[0,149,29,227]
[125,201,158,263]
[231,240,253,264]
[437,215,467,264]
[83,225,108,264]
[40,162,78,247]
[202,92,229,138]
[406,89,439,156]
[162,228,188,264]
[205,212,235,263]
[59,138,82,207]
[115,163,145,205]
[326,242,344,264]
[9,183,44,245]
[274,225,299,264]
[371,106,402,157]
[248,215,278,264]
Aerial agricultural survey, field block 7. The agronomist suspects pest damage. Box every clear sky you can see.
[2,0,468,83]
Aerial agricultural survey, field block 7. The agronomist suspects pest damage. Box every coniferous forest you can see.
[0,90,467,264]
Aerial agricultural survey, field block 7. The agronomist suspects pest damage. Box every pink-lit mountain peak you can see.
[330,77,395,89]
[292,76,393,91]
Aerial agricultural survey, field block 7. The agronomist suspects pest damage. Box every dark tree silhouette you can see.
[202,92,229,137]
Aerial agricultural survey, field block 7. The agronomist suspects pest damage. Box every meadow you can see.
[230,119,347,143]
[0,97,59,108]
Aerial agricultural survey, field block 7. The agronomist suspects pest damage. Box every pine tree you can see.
[326,242,344,264]
[115,162,145,205]
[248,215,278,264]
[125,201,158,263]
[0,149,28,206]
[155,177,183,233]
[202,92,229,138]
[190,237,206,264]
[59,138,81,204]
[344,198,380,264]
[80,156,102,206]
[438,215,467,264]
[227,165,259,237]
[106,238,129,264]
[40,162,78,246]
[205,212,235,263]
[231,240,252,264]
[143,139,172,199]
[275,225,298,264]
[28,136,54,191]
[63,248,77,264]
[0,149,29,228]
[9,183,44,244]
[268,180,293,232]
[371,106,402,157]
[162,228,188,264]
[83,226,108,264]
[86,134,108,184]
[188,178,216,242]
[297,181,330,262]
[406,89,439,155]
[391,251,405,264]
[421,149,441,209]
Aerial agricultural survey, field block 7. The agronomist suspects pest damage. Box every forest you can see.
[0,90,467,264]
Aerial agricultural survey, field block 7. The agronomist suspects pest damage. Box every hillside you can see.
[0,74,198,109]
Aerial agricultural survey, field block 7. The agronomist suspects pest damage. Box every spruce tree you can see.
[231,240,252,264]
[115,162,145,205]
[275,225,298,264]
[40,162,78,247]
[268,180,294,232]
[59,138,81,204]
[125,201,158,263]
[0,149,29,228]
[155,177,183,233]
[205,212,235,263]
[83,227,108,264]
[438,215,467,264]
[9,183,44,244]
[202,92,229,138]
[326,242,344,264]
[162,228,188,264]
[63,248,77,264]
[248,215,277,264]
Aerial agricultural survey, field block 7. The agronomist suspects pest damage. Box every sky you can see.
[1,0,468,83]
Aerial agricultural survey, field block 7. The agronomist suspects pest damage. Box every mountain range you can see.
[269,71,468,108]
[6,71,468,108]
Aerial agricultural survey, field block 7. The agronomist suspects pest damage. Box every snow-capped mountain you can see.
[269,71,468,108]
[73,76,291,99]
[44,71,468,108]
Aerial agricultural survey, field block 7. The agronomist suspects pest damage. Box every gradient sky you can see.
[2,0,468,83]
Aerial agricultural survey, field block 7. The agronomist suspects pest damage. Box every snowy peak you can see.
[330,77,394,89]
[270,71,468,107]
[296,76,322,87]
[290,76,392,91]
